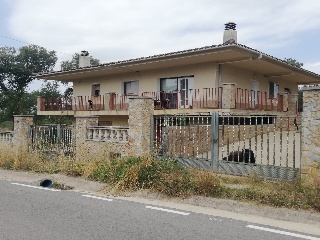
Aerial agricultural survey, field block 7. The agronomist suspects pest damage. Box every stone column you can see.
[278,92,288,112]
[221,83,236,109]
[104,92,116,110]
[288,94,298,114]
[12,115,34,149]
[301,87,320,186]
[75,116,98,157]
[37,97,44,111]
[128,96,154,156]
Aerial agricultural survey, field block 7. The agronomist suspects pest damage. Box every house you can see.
[36,23,320,126]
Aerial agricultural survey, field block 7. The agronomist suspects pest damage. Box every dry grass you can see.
[0,142,319,212]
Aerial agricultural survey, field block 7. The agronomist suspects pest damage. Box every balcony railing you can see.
[235,88,285,111]
[38,87,292,112]
[142,88,222,109]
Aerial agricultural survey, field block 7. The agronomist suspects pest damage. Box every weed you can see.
[0,142,319,212]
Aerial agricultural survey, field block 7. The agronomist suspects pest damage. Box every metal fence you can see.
[28,124,75,158]
[154,113,301,181]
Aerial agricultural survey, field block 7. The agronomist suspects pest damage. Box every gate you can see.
[28,124,75,158]
[154,113,301,181]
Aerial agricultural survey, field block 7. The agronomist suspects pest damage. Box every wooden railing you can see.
[235,88,285,111]
[40,97,73,111]
[0,131,13,142]
[38,87,289,112]
[142,87,222,109]
[73,96,105,110]
[86,126,129,143]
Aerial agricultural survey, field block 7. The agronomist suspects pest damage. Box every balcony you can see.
[37,86,295,115]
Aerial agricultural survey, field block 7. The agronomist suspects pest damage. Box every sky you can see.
[1,0,320,91]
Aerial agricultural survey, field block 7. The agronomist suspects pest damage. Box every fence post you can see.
[75,116,99,159]
[128,96,154,156]
[56,124,61,154]
[211,112,219,171]
[301,87,320,186]
[12,115,34,150]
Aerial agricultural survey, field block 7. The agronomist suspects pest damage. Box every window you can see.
[159,76,194,108]
[124,81,139,95]
[269,82,279,98]
[91,84,100,96]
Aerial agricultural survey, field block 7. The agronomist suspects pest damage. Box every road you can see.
[0,180,319,240]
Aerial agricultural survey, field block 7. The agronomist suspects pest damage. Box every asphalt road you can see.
[0,180,319,240]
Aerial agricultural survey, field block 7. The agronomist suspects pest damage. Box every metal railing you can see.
[28,125,75,156]
[154,114,301,181]
[38,87,291,112]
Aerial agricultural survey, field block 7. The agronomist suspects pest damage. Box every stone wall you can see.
[12,115,34,149]
[74,97,154,160]
[128,97,154,156]
[301,87,320,186]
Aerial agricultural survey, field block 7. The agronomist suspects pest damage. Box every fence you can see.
[28,124,75,157]
[154,113,301,181]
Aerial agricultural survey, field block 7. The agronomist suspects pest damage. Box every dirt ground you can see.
[1,169,320,236]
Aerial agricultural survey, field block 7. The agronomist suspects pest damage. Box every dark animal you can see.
[223,149,256,164]
[88,100,93,109]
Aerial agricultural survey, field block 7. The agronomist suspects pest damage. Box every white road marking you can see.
[82,194,113,202]
[146,206,190,216]
[247,225,320,240]
[11,183,61,192]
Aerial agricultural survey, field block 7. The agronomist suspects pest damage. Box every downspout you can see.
[218,64,222,87]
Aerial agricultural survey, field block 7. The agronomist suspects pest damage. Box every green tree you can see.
[284,58,303,68]
[60,53,100,71]
[0,45,57,120]
[298,89,303,112]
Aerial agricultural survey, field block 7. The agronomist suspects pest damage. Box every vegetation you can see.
[284,58,303,68]
[298,89,303,112]
[60,53,100,71]
[0,143,319,212]
[0,45,101,129]
[0,45,57,122]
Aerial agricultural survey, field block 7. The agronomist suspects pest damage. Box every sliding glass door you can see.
[160,76,194,108]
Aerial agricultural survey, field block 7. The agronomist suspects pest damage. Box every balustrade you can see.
[86,126,129,143]
[0,131,13,142]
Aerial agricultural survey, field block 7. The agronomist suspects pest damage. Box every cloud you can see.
[6,0,320,68]
[304,62,320,75]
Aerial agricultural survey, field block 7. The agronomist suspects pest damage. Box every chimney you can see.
[79,50,91,68]
[223,22,237,44]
